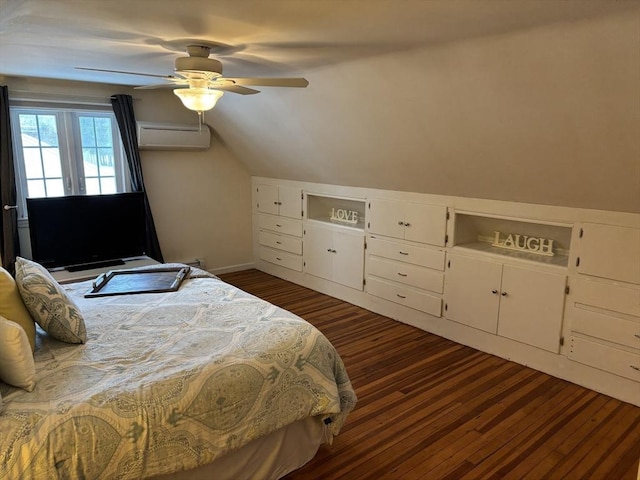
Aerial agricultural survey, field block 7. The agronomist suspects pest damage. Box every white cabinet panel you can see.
[368,199,447,246]
[304,224,365,290]
[258,231,303,255]
[256,184,302,219]
[569,336,640,382]
[572,308,640,350]
[577,223,640,285]
[497,265,566,353]
[367,277,442,317]
[368,236,445,270]
[444,255,502,334]
[572,277,640,317]
[258,215,302,237]
[368,256,444,294]
[259,246,303,272]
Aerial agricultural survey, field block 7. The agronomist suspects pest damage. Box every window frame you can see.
[10,104,131,220]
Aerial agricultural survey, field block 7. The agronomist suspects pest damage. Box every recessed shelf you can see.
[452,211,573,268]
[306,193,366,230]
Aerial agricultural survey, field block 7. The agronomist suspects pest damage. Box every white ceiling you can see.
[0,0,636,85]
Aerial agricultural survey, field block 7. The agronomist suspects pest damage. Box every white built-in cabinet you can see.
[368,199,448,246]
[252,178,640,406]
[256,184,302,219]
[568,223,640,381]
[256,184,303,271]
[303,223,365,290]
[445,254,566,352]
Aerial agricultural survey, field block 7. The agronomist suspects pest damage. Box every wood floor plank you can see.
[219,270,640,480]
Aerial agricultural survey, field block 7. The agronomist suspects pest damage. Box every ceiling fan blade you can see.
[75,67,177,80]
[224,77,309,88]
[212,84,261,95]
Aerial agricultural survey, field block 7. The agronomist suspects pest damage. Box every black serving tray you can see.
[84,266,190,298]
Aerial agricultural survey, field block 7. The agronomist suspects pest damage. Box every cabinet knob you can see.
[501,291,508,296]
[327,248,332,252]
[398,220,404,226]
[404,222,411,227]
[491,290,498,294]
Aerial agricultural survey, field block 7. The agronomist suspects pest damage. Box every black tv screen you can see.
[26,193,147,270]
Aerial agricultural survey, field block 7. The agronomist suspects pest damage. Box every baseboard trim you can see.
[209,262,256,275]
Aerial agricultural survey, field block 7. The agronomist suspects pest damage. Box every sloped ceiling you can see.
[1,0,639,212]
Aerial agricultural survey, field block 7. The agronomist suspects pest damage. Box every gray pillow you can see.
[15,257,87,344]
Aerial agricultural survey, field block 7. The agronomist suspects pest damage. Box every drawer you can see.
[569,336,640,382]
[259,246,303,272]
[573,277,640,317]
[367,276,442,317]
[571,307,640,349]
[258,214,302,237]
[368,236,445,270]
[258,230,303,255]
[368,256,444,293]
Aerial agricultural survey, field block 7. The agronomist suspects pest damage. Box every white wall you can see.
[211,10,640,213]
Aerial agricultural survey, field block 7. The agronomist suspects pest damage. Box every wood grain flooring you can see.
[219,269,640,480]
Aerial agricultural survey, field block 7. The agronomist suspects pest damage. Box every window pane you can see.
[79,116,96,146]
[100,177,116,194]
[95,118,113,147]
[23,148,43,179]
[98,148,114,171]
[37,115,58,146]
[42,148,62,177]
[19,114,38,140]
[85,177,100,195]
[83,147,99,175]
[27,179,46,198]
[45,179,65,197]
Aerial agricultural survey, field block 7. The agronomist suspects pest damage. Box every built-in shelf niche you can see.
[452,211,573,267]
[306,193,366,230]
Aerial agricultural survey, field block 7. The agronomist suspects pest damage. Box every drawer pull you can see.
[398,251,409,256]
[635,334,640,339]
[276,224,282,228]
[276,241,282,244]
[276,257,282,261]
[630,365,640,372]
[397,272,408,277]
[396,294,406,299]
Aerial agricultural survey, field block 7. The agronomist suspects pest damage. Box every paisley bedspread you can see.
[0,272,357,479]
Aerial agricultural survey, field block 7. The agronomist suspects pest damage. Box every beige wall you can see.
[3,77,254,272]
[211,10,640,213]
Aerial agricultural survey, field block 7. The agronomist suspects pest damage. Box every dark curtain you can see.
[110,94,164,262]
[0,85,20,274]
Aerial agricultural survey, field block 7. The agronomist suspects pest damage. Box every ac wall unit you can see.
[136,122,211,150]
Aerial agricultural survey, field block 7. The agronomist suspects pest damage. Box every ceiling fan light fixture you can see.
[174,87,224,113]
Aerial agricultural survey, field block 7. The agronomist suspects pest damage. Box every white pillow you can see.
[0,315,36,391]
[15,257,87,344]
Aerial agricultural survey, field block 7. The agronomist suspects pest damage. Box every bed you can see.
[0,262,357,480]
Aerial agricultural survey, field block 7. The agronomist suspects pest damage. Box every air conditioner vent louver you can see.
[136,122,210,150]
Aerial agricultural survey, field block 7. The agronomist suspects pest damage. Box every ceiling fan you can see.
[77,44,309,116]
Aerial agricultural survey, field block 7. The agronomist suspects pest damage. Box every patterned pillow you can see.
[15,257,87,344]
[0,315,36,391]
[0,267,36,351]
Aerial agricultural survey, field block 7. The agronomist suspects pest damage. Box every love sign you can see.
[330,208,359,224]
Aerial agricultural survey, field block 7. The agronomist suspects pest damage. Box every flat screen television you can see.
[26,192,147,271]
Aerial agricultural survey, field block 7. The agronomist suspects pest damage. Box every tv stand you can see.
[50,256,159,284]
[66,259,125,272]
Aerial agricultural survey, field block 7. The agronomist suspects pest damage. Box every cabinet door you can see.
[332,230,365,290]
[404,203,447,246]
[497,265,566,353]
[444,254,502,333]
[256,184,279,215]
[278,186,302,219]
[368,198,404,239]
[303,224,333,281]
[577,223,640,285]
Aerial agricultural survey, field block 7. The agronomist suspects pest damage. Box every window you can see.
[11,106,130,218]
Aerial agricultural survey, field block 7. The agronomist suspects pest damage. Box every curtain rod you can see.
[7,89,140,107]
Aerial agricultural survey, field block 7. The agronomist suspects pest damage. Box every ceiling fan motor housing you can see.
[175,56,223,74]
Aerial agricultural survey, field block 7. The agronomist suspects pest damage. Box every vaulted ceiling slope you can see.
[1,0,639,213]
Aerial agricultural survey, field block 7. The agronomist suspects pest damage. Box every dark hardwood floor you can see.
[219,269,640,480]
